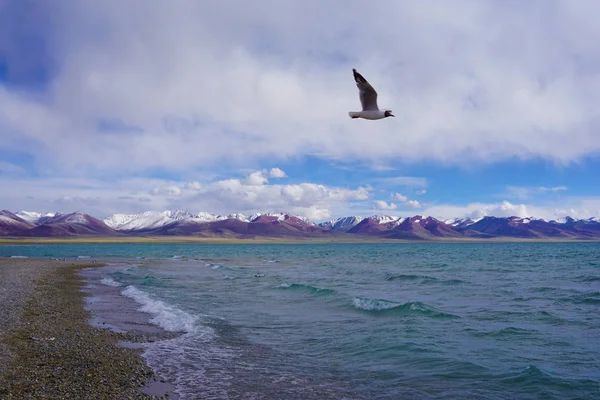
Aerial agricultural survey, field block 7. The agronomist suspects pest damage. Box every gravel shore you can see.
[0,258,65,378]
[0,258,164,399]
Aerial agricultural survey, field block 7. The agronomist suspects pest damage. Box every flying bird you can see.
[348,69,394,120]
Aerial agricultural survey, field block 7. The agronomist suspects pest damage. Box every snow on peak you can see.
[104,211,177,230]
[264,212,287,221]
[319,216,365,231]
[368,215,401,224]
[551,216,576,224]
[16,210,42,222]
[104,209,314,231]
[62,212,90,225]
[444,217,481,227]
[188,211,222,222]
[16,210,56,224]
[226,213,250,222]
[163,209,197,221]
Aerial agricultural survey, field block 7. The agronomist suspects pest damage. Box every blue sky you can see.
[1,0,600,222]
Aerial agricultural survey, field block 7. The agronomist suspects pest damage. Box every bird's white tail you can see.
[348,111,361,119]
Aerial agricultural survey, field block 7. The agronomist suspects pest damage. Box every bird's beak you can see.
[390,113,395,117]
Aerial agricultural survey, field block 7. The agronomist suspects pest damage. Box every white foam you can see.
[121,285,199,333]
[77,255,90,259]
[352,297,400,311]
[10,255,29,258]
[100,277,122,287]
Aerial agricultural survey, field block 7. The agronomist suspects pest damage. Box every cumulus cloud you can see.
[391,192,422,209]
[373,200,397,210]
[2,173,599,222]
[392,193,408,202]
[0,170,371,220]
[424,200,529,220]
[166,169,371,220]
[405,200,422,209]
[268,168,287,178]
[242,168,286,186]
[243,171,269,186]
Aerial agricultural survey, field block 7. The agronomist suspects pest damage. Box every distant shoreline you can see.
[1,236,600,245]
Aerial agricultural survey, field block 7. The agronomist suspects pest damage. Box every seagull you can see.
[348,69,394,120]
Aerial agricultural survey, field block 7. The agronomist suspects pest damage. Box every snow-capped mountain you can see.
[320,215,408,232]
[3,208,600,239]
[444,217,479,227]
[98,210,600,238]
[3,211,118,236]
[369,215,403,225]
[102,210,316,231]
[319,216,365,231]
[16,210,56,224]
[0,210,36,234]
[104,210,225,231]
[253,213,316,225]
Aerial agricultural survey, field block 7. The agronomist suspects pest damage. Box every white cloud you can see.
[3,1,600,178]
[176,181,370,221]
[373,200,397,210]
[415,189,427,195]
[0,171,372,221]
[405,200,422,209]
[392,193,408,202]
[243,171,269,186]
[268,168,287,178]
[391,192,422,209]
[242,168,286,185]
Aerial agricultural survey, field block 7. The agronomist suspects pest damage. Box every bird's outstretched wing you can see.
[353,69,379,111]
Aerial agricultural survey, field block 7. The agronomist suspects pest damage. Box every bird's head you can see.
[384,110,395,118]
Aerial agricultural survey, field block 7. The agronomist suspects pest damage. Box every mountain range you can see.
[1,209,600,240]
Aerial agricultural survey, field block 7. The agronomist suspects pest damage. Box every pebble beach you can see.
[0,258,167,400]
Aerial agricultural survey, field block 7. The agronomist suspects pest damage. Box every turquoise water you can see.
[3,243,600,399]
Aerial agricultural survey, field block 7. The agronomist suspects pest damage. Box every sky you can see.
[1,0,600,222]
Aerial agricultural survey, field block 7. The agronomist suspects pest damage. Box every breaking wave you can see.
[351,297,459,319]
[278,283,336,296]
[100,277,122,287]
[122,285,200,334]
